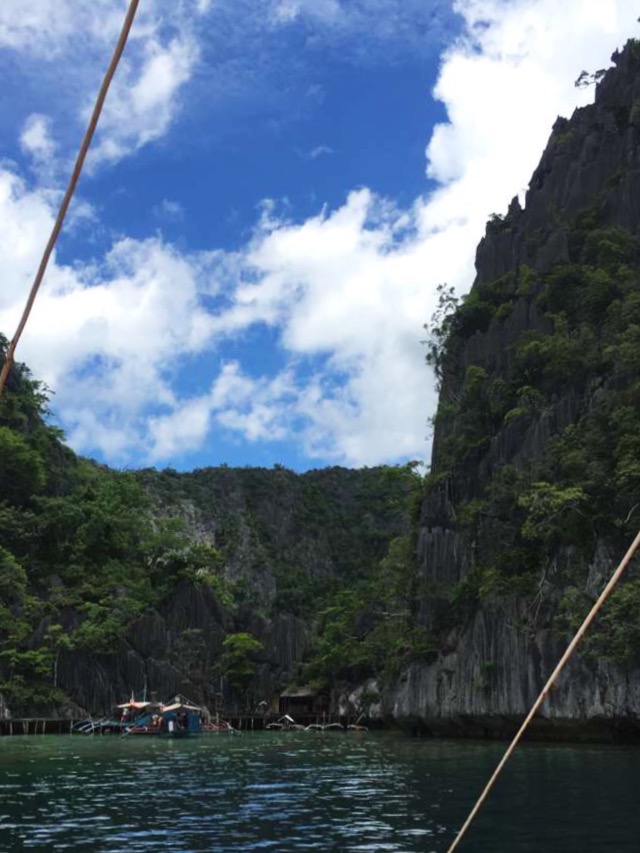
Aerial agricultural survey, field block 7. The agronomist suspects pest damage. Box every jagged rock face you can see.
[388,578,640,739]
[56,602,302,718]
[395,41,640,738]
[473,47,640,291]
[12,48,640,735]
[56,583,228,714]
[54,466,412,716]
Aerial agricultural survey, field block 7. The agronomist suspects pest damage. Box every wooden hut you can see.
[278,686,329,719]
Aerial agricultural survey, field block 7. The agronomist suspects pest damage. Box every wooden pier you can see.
[0,718,81,736]
[0,713,376,736]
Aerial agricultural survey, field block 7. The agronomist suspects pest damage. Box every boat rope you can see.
[446,526,640,852]
[0,0,142,401]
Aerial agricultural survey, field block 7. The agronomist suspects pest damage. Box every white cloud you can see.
[89,35,198,168]
[1,0,203,171]
[0,0,207,57]
[268,0,453,53]
[20,114,59,184]
[427,0,632,199]
[20,114,56,162]
[210,363,296,443]
[195,188,472,465]
[0,0,449,181]
[0,0,638,469]
[0,167,216,460]
[154,198,186,222]
[147,396,213,461]
[0,1,117,55]
[0,171,58,313]
[308,144,334,160]
[273,0,342,25]
[165,0,636,467]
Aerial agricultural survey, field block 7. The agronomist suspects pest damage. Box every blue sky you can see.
[0,0,637,472]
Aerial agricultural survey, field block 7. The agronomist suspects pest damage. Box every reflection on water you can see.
[0,732,639,851]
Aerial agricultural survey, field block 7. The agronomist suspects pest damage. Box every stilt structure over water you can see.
[0,718,81,736]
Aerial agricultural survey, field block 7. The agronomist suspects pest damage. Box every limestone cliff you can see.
[4,43,640,737]
[52,465,414,716]
[387,40,640,738]
[1,334,418,720]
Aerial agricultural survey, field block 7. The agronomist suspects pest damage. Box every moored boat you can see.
[158,700,202,738]
[74,694,207,737]
[266,714,306,731]
[72,698,157,735]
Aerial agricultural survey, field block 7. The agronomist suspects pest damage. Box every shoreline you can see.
[4,713,640,744]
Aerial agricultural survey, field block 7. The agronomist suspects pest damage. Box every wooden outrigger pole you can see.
[447,527,640,851]
[0,0,142,400]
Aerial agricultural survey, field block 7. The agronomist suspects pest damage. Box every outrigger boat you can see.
[73,694,236,738]
[125,699,202,738]
[266,714,306,731]
[72,698,154,735]
[264,714,367,733]
[202,716,238,734]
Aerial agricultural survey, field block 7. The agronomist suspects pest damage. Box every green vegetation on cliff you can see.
[424,202,640,664]
[0,333,422,712]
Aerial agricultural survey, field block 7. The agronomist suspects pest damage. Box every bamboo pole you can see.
[447,528,640,852]
[0,0,141,399]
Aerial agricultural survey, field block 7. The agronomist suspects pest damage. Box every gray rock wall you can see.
[52,466,411,716]
[392,41,640,738]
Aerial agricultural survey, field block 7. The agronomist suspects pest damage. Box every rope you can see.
[447,526,640,852]
[0,0,142,401]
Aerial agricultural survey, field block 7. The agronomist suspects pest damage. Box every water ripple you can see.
[1,734,640,851]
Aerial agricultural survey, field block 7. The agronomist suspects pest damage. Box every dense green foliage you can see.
[220,632,264,690]
[0,335,422,709]
[136,461,424,682]
[0,342,236,708]
[303,533,432,686]
[424,208,640,663]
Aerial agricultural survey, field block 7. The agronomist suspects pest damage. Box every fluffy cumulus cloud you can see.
[88,33,197,167]
[19,114,62,186]
[428,0,630,191]
[166,0,634,467]
[0,0,118,54]
[20,114,56,163]
[198,190,463,464]
[140,190,463,465]
[0,0,209,57]
[1,0,205,172]
[0,0,638,468]
[2,0,448,184]
[0,168,215,458]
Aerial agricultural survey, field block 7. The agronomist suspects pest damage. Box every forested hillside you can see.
[4,41,640,739]
[0,337,422,716]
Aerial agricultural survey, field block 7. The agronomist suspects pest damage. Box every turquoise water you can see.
[0,732,639,851]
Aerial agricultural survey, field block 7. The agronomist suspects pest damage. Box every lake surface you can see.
[0,731,639,851]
